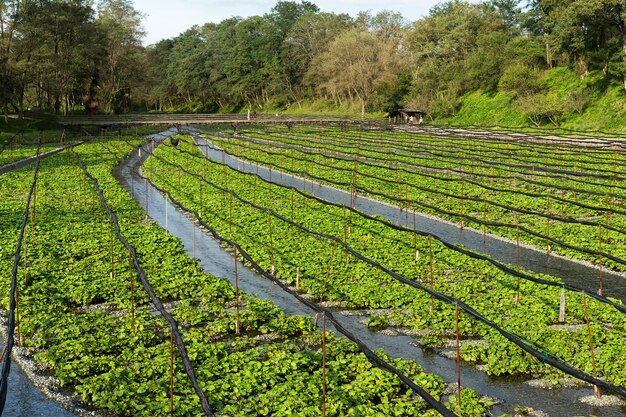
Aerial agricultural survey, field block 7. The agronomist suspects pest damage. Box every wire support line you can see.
[142,141,626,398]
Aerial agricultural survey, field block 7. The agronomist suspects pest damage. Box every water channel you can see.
[3,128,624,416]
[114,130,624,416]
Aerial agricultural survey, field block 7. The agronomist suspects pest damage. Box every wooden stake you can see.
[460,180,465,230]
[128,251,136,335]
[429,235,434,313]
[267,211,275,272]
[291,188,295,222]
[546,195,551,255]
[169,327,174,417]
[110,218,115,279]
[482,199,487,254]
[321,313,327,417]
[145,177,149,217]
[199,178,203,217]
[411,208,418,260]
[582,291,601,399]
[455,302,462,409]
[229,193,233,239]
[598,224,603,296]
[23,229,29,287]
[559,288,566,323]
[254,176,257,205]
[234,246,240,335]
[319,241,338,303]
[192,218,196,260]
[15,274,21,348]
[296,266,300,289]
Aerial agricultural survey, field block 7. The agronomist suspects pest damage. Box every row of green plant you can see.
[0,137,478,416]
[204,128,626,271]
[232,125,625,206]
[144,136,626,392]
[253,124,623,176]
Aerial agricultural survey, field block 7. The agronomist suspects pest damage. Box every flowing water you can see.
[111,131,625,417]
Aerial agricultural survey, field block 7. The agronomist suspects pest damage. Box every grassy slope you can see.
[443,67,626,133]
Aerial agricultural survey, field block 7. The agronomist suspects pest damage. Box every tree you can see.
[283,12,353,101]
[310,28,403,120]
[96,0,145,113]
[405,0,505,115]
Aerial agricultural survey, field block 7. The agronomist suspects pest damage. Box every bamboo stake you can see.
[268,211,275,272]
[546,195,551,255]
[320,241,338,303]
[145,177,149,218]
[128,251,136,335]
[413,209,418,261]
[296,267,300,289]
[559,288,566,323]
[321,313,327,417]
[460,180,465,230]
[109,218,115,279]
[598,224,603,296]
[455,302,462,409]
[234,246,240,335]
[291,188,295,222]
[229,193,233,239]
[482,199,487,254]
[169,327,174,417]
[582,291,601,399]
[15,274,21,348]
[429,235,434,313]
[192,218,196,260]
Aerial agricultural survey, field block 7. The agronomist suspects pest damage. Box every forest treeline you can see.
[2,0,626,124]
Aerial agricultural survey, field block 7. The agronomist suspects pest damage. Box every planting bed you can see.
[1,124,625,417]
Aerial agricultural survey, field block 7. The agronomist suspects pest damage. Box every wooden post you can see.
[455,302,462,409]
[169,327,175,417]
[229,193,233,239]
[128,250,136,335]
[429,235,434,313]
[319,241,338,303]
[546,195,551,255]
[296,267,300,289]
[110,218,115,279]
[15,274,21,348]
[145,177,149,217]
[582,291,601,399]
[234,246,240,335]
[321,312,327,417]
[291,188,295,222]
[192,218,196,260]
[483,199,487,254]
[460,180,465,230]
[405,182,409,227]
[598,224,603,296]
[413,210,418,261]
[267,211,275,272]
[254,176,257,205]
[559,288,566,323]
[199,178,203,217]
[23,226,29,287]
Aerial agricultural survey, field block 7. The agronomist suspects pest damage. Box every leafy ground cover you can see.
[202,125,626,272]
[143,135,626,393]
[0,137,479,416]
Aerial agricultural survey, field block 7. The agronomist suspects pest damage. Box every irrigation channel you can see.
[112,128,624,417]
[192,131,626,303]
[0,335,76,417]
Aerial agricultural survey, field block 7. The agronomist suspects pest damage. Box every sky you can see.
[133,0,444,45]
